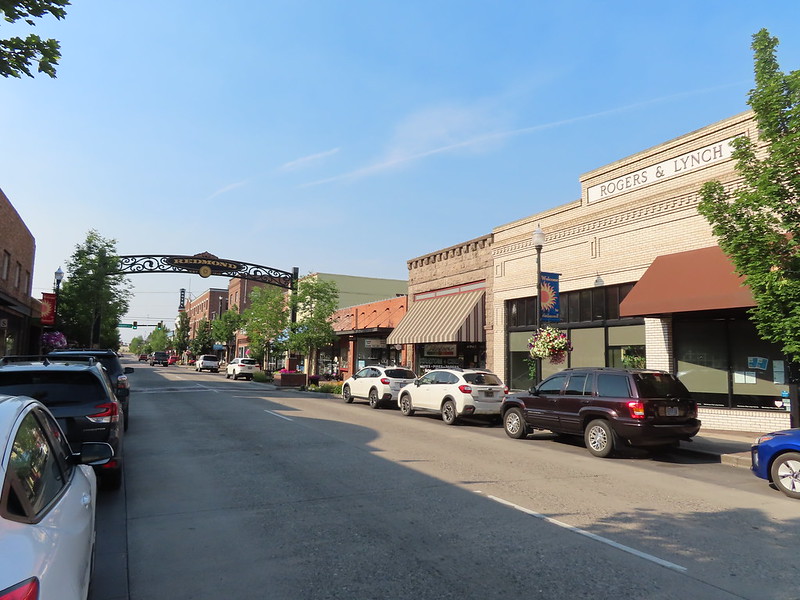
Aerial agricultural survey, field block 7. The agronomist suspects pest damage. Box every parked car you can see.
[0,357,125,489]
[195,355,220,373]
[168,355,179,365]
[48,348,134,431]
[342,366,417,408]
[0,393,113,600]
[501,367,701,458]
[397,368,508,424]
[138,354,148,362]
[226,357,257,380]
[751,428,800,499]
[149,351,169,366]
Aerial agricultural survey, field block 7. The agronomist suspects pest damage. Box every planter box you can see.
[274,373,307,387]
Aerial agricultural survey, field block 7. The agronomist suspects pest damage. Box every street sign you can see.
[118,324,133,328]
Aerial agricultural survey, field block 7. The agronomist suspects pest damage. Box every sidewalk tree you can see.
[287,277,339,375]
[1,0,70,78]
[244,286,289,369]
[212,309,243,361]
[698,29,800,361]
[147,326,170,352]
[129,336,145,354]
[173,311,190,356]
[189,319,213,356]
[58,230,132,349]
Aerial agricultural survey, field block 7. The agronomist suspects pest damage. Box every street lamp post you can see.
[532,227,545,385]
[53,267,64,327]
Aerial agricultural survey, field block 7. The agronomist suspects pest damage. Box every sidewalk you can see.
[677,429,760,468]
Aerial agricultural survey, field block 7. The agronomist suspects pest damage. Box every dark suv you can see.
[0,357,125,488]
[150,351,169,366]
[501,367,700,457]
[48,349,133,430]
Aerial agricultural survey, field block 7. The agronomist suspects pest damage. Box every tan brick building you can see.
[389,111,791,432]
[0,188,38,355]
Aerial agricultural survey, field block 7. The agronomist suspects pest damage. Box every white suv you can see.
[226,357,257,380]
[397,368,508,425]
[342,366,417,408]
[195,355,220,373]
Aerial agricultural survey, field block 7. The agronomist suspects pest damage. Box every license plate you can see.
[666,406,679,416]
[484,390,494,398]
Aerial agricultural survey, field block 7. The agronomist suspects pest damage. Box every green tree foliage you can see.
[244,286,289,367]
[287,277,339,374]
[129,336,144,354]
[1,0,69,78]
[147,326,171,352]
[58,230,132,349]
[698,29,800,361]
[189,319,213,356]
[173,310,190,356]
[212,309,243,361]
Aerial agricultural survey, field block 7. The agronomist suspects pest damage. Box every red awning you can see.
[619,246,755,317]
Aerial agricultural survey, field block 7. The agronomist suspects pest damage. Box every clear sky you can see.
[3,1,799,344]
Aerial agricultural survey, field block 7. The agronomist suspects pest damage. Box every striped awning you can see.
[386,290,485,345]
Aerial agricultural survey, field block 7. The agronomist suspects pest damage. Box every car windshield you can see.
[0,371,107,405]
[385,368,416,379]
[463,372,502,386]
[202,356,218,361]
[633,372,690,398]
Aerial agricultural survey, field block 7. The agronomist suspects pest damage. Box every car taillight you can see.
[380,378,390,385]
[87,402,120,423]
[0,577,39,600]
[627,401,645,419]
[458,384,473,394]
[503,386,509,394]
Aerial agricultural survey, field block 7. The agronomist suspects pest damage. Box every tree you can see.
[1,0,70,78]
[129,336,145,354]
[58,230,132,349]
[287,277,339,375]
[698,29,800,361]
[244,286,289,369]
[189,319,213,356]
[212,309,243,362]
[173,310,190,356]
[147,326,171,352]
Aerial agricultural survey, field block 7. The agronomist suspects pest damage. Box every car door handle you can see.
[81,494,92,509]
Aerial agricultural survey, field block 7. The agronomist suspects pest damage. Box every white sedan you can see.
[0,394,112,600]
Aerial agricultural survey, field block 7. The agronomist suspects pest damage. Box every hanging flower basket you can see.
[41,331,67,351]
[528,326,572,364]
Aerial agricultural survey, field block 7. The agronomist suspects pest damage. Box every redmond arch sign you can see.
[112,251,299,289]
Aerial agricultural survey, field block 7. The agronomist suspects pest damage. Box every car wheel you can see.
[441,400,457,425]
[399,394,414,416]
[342,385,353,403]
[212,369,218,373]
[585,419,616,458]
[770,452,800,499]
[368,388,380,409]
[233,372,238,380]
[503,408,528,439]
[226,372,231,379]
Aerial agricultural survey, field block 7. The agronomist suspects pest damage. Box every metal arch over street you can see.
[112,251,299,290]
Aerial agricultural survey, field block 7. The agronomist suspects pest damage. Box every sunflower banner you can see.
[539,272,560,322]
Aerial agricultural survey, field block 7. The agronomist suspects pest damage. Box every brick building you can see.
[389,111,790,432]
[185,288,228,339]
[0,188,38,355]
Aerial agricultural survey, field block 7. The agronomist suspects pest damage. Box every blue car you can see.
[751,428,800,499]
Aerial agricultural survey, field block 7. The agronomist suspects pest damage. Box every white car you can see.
[397,368,508,425]
[195,355,220,373]
[342,366,417,408]
[226,358,257,380]
[0,394,112,600]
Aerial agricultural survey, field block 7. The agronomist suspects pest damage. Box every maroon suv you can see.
[501,367,700,457]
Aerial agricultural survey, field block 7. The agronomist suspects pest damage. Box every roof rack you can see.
[0,355,98,367]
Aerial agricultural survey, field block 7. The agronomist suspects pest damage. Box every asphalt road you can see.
[90,360,800,600]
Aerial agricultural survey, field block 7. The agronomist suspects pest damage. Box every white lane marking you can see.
[265,410,293,421]
[481,492,687,573]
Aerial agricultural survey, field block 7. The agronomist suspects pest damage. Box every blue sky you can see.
[2,1,799,343]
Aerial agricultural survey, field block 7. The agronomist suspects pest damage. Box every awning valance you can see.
[386,290,485,345]
[619,246,755,317]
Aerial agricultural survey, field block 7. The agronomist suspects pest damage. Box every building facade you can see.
[185,288,228,339]
[0,188,38,355]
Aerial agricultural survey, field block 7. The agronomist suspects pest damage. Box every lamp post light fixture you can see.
[532,227,545,385]
[53,267,64,327]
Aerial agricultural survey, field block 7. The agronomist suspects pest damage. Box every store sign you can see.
[587,136,739,203]
[423,343,457,357]
[364,338,386,348]
[165,253,243,278]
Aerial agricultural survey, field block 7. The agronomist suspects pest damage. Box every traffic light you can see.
[132,321,137,329]
[157,321,164,330]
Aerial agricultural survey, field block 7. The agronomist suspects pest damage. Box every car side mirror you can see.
[71,442,114,466]
[124,367,134,374]
[414,379,421,386]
